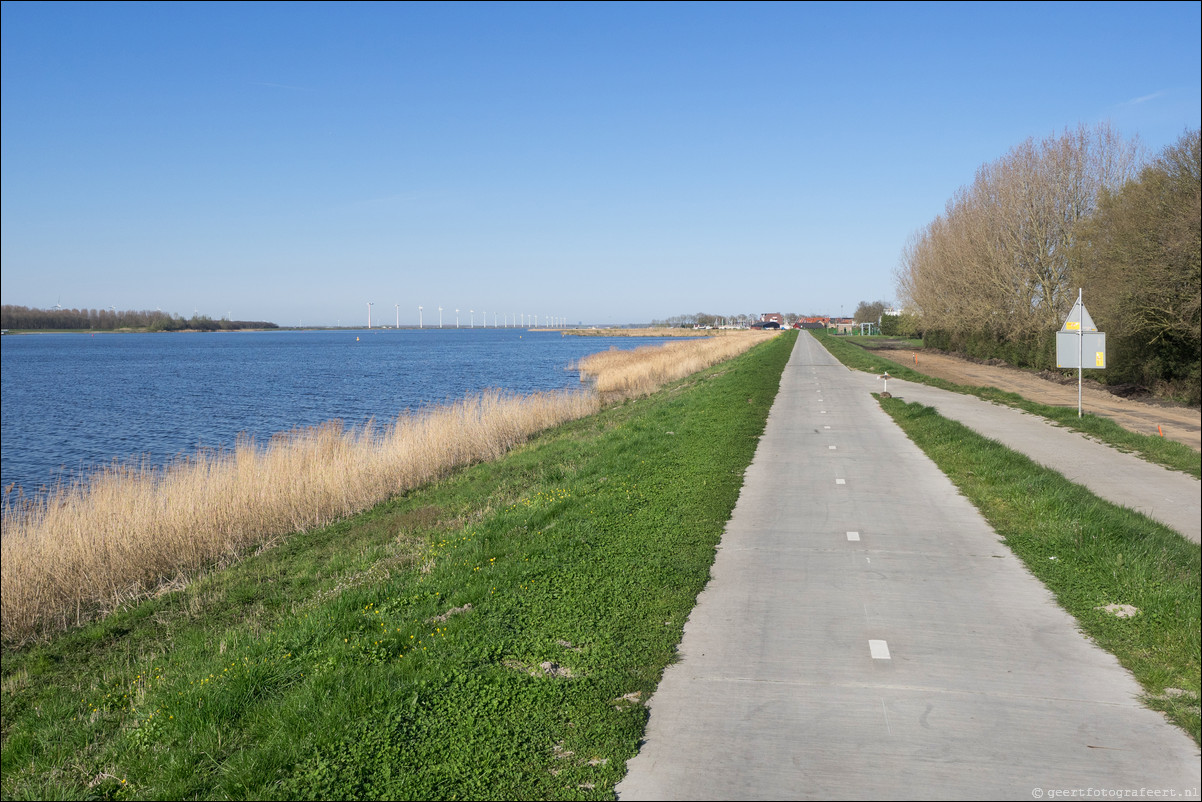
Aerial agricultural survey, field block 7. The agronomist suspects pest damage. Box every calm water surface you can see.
[1,329,671,493]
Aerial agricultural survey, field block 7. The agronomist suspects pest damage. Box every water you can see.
[1,329,672,493]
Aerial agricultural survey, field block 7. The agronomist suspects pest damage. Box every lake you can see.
[1,328,672,494]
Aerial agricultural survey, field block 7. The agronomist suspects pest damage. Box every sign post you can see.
[1055,289,1106,418]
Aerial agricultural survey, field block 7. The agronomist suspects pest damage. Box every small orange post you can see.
[1158,424,1164,437]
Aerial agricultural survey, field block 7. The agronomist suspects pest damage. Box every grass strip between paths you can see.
[0,332,796,801]
[878,395,1201,745]
[814,330,1201,479]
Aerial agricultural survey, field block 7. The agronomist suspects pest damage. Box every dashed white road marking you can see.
[869,640,891,660]
[847,531,860,541]
[835,478,846,485]
[828,445,837,450]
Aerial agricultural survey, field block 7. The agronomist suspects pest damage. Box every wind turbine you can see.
[470,309,474,328]
[419,306,423,328]
[438,306,443,328]
[367,302,373,329]
[455,309,460,328]
[395,304,399,329]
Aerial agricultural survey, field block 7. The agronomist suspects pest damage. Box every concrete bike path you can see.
[877,376,1200,544]
[616,331,1200,801]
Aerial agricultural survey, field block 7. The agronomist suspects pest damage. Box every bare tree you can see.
[897,124,1140,340]
[1073,129,1201,400]
[853,300,887,324]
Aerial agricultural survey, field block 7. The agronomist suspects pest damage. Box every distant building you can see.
[760,313,784,326]
[832,317,855,334]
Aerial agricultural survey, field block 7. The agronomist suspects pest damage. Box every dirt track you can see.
[873,346,1201,451]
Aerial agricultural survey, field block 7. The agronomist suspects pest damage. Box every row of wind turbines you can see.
[364,303,568,330]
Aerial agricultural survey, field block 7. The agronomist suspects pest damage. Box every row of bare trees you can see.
[1,305,278,332]
[1075,131,1201,400]
[895,124,1200,402]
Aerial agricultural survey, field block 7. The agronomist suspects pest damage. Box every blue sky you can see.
[3,1,1199,326]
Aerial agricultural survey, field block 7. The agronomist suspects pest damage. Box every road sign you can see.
[1059,289,1106,418]
[1060,297,1097,332]
[1057,330,1106,368]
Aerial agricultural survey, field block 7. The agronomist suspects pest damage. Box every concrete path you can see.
[616,331,1200,801]
[881,376,1200,543]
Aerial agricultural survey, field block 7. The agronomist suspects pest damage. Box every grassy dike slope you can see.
[0,332,795,800]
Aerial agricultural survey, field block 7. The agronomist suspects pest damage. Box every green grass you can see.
[814,329,1201,479]
[0,332,796,800]
[878,395,1201,744]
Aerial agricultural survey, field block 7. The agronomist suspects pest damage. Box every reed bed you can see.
[576,330,777,396]
[1,390,599,645]
[551,327,715,337]
[1,333,775,645]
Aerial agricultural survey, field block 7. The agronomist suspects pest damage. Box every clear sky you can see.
[2,1,1199,326]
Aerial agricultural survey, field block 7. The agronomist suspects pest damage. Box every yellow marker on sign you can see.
[1065,321,1080,331]
[1096,351,1105,367]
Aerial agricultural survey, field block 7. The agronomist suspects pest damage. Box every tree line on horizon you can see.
[1,305,279,332]
[895,124,1200,404]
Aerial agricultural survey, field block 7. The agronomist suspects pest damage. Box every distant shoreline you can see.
[3,326,741,337]
[2,327,281,335]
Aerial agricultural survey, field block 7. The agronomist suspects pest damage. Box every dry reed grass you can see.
[1,332,775,645]
[556,327,717,337]
[1,390,598,645]
[576,330,777,396]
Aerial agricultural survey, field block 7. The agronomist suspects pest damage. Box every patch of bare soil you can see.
[878,348,1201,451]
